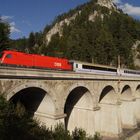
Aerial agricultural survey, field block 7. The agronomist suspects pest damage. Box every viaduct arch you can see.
[64,86,94,134]
[0,76,140,138]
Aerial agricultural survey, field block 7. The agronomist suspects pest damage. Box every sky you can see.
[0,0,140,39]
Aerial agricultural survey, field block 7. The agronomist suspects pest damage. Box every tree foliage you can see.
[0,95,101,140]
[42,2,140,68]
[0,17,10,51]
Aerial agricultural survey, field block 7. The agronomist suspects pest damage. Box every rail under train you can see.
[0,50,140,77]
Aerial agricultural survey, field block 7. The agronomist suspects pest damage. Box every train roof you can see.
[2,50,68,60]
[69,60,117,69]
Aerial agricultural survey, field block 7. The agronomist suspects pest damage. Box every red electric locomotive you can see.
[0,50,72,71]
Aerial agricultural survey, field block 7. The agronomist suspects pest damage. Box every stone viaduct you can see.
[0,66,140,138]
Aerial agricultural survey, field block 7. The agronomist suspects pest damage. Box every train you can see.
[0,50,72,71]
[0,50,140,77]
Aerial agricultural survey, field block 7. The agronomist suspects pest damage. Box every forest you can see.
[1,0,140,69]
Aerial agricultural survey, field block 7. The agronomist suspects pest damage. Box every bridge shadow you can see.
[10,87,46,117]
[64,87,89,130]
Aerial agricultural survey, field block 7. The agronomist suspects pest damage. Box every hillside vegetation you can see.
[1,0,140,69]
[43,0,140,68]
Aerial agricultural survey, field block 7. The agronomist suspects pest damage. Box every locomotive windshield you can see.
[6,54,12,58]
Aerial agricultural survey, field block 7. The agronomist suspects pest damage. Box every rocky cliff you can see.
[45,0,117,44]
[43,0,140,68]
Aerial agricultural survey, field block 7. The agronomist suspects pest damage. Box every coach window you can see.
[6,54,12,58]
[76,64,78,68]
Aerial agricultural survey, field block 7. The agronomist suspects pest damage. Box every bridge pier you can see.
[120,99,137,129]
[135,98,140,123]
[95,103,122,137]
[66,105,95,135]
[34,112,65,128]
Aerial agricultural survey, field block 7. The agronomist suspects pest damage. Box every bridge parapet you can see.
[0,66,140,81]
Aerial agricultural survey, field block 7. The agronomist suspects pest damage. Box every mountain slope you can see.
[45,0,117,44]
[43,0,140,68]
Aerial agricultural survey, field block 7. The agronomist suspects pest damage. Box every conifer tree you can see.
[0,17,10,52]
